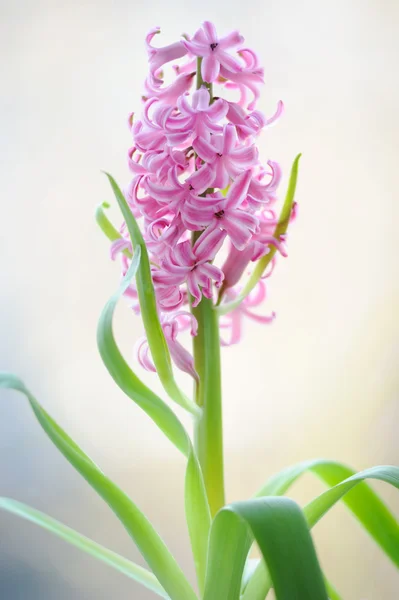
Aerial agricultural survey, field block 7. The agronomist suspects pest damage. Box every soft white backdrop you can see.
[0,0,398,598]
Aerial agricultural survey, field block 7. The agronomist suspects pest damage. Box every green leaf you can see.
[95,201,132,257]
[324,576,342,600]
[244,463,399,600]
[203,497,328,600]
[97,243,191,458]
[97,230,211,592]
[0,498,169,599]
[104,172,199,416]
[0,374,197,600]
[185,450,211,595]
[217,154,301,316]
[255,459,399,565]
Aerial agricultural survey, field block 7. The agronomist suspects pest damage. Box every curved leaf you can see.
[0,374,197,600]
[97,244,191,458]
[244,464,399,600]
[104,172,199,416]
[217,154,301,316]
[255,459,399,565]
[203,496,328,600]
[185,450,211,595]
[95,201,132,257]
[97,233,210,591]
[0,498,169,599]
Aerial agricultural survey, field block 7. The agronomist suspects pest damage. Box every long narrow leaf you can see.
[255,459,399,565]
[0,374,197,600]
[104,173,199,416]
[203,497,328,600]
[185,450,211,595]
[97,231,210,591]
[97,244,191,458]
[0,498,169,599]
[217,154,301,316]
[245,464,399,600]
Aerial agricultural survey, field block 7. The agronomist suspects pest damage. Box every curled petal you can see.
[265,100,284,126]
[169,339,199,381]
[172,311,198,336]
[135,337,156,372]
[219,31,245,50]
[110,238,131,260]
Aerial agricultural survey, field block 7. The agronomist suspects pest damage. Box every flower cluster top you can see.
[110,21,293,380]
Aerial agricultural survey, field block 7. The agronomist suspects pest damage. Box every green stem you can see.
[190,58,225,517]
[191,294,225,516]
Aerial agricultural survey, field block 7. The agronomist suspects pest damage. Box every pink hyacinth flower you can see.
[153,228,226,307]
[183,170,259,250]
[220,281,275,346]
[146,27,188,82]
[183,21,244,82]
[136,311,199,380]
[162,87,228,144]
[193,123,258,189]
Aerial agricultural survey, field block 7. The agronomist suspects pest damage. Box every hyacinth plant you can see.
[1,21,399,600]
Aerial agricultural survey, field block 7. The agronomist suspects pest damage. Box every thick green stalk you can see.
[190,59,225,516]
[191,294,225,516]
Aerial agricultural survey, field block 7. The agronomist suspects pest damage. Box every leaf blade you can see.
[104,172,199,416]
[0,498,169,599]
[203,497,328,600]
[0,374,198,600]
[185,450,212,595]
[97,244,191,458]
[244,463,399,600]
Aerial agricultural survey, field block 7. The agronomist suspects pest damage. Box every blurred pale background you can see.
[1,0,398,598]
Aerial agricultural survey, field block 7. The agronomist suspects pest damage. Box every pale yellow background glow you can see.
[0,0,398,598]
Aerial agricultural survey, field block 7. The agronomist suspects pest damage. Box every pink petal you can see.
[194,227,226,261]
[135,337,156,372]
[187,273,202,307]
[183,37,209,55]
[223,222,253,250]
[265,100,284,126]
[230,144,258,167]
[202,21,218,44]
[177,93,195,116]
[222,244,254,287]
[174,240,196,265]
[244,280,267,307]
[225,170,252,208]
[193,87,211,111]
[109,238,131,260]
[217,50,243,73]
[148,41,188,78]
[207,98,229,121]
[187,163,215,193]
[193,136,216,163]
[213,159,230,189]
[218,31,244,49]
[202,54,220,83]
[169,339,199,381]
[223,123,238,153]
[200,262,225,286]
